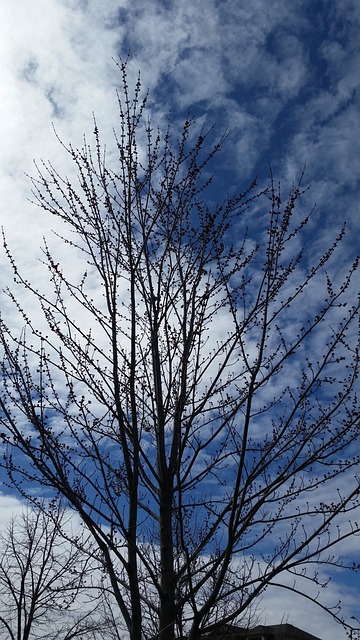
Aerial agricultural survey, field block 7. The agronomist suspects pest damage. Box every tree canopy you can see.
[0,63,359,640]
[0,502,105,640]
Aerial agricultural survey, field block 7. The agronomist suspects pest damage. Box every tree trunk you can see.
[159,479,176,640]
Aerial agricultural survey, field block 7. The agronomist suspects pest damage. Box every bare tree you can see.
[0,501,104,640]
[0,62,359,640]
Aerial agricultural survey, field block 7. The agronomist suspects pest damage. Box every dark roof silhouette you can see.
[203,623,322,640]
[247,625,322,640]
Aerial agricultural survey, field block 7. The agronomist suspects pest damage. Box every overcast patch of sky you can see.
[0,1,359,639]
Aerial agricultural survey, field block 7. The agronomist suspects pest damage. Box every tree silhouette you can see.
[0,62,359,640]
[0,502,104,640]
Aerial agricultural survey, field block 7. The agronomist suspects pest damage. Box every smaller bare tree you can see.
[0,501,104,640]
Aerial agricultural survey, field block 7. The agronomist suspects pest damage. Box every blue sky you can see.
[0,1,359,639]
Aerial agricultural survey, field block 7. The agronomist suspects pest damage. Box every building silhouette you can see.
[203,624,322,640]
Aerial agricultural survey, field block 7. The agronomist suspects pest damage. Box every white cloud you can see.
[0,492,25,528]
